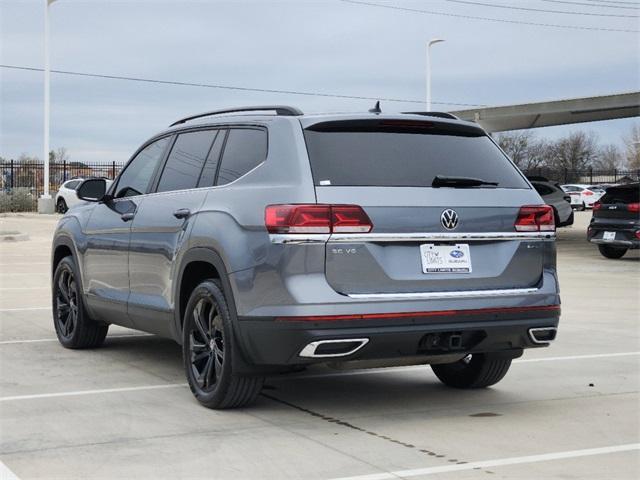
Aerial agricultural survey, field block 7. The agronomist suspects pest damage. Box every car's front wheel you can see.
[52,256,109,348]
[182,279,264,409]
[56,198,68,213]
[431,353,511,389]
[598,244,627,259]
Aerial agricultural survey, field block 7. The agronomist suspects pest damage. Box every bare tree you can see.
[497,131,532,169]
[595,144,624,170]
[50,147,70,164]
[548,131,598,172]
[623,124,640,170]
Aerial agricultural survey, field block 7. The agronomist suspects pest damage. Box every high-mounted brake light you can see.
[265,204,373,234]
[514,205,555,232]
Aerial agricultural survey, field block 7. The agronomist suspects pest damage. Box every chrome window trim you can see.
[269,231,555,244]
[345,287,540,301]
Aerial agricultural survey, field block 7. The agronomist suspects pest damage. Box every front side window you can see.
[115,137,170,198]
[65,180,80,190]
[216,128,267,186]
[156,130,217,193]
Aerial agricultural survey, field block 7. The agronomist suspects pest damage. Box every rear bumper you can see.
[235,306,560,368]
[588,223,640,249]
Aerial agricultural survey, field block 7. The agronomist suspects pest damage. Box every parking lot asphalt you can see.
[0,211,638,480]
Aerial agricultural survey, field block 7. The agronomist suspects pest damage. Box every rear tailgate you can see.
[303,118,549,296]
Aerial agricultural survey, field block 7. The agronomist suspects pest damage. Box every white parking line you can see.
[0,351,636,403]
[0,460,21,480]
[330,443,640,480]
[0,383,188,402]
[0,333,152,345]
[0,307,49,312]
[293,352,640,379]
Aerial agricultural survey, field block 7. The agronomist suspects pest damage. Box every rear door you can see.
[303,119,546,296]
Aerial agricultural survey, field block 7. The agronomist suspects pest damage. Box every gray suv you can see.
[51,106,560,409]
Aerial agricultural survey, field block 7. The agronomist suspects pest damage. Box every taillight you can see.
[265,204,372,234]
[514,205,555,232]
[583,190,594,196]
[628,203,640,213]
[635,231,640,239]
[593,202,602,211]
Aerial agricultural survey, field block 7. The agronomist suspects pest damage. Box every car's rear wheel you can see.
[56,198,68,213]
[431,353,511,389]
[598,244,627,259]
[183,279,264,409]
[52,256,109,348]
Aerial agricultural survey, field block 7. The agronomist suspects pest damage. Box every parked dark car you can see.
[588,183,640,259]
[51,106,560,409]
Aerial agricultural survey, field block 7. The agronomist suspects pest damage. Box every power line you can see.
[585,0,639,5]
[444,0,638,16]
[339,0,639,32]
[541,0,639,10]
[0,64,484,107]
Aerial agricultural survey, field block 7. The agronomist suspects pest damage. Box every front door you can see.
[82,135,172,327]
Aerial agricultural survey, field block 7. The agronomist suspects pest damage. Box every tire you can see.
[56,198,68,214]
[598,244,627,259]
[182,279,264,409]
[431,353,512,389]
[52,256,109,348]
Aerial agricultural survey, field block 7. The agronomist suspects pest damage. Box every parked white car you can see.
[55,178,112,213]
[560,184,605,210]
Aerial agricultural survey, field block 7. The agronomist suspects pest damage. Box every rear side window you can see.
[157,130,217,193]
[197,130,226,188]
[216,128,267,186]
[600,185,639,204]
[304,121,529,189]
[533,183,554,196]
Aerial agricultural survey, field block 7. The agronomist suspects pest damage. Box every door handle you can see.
[121,212,135,222]
[173,208,191,219]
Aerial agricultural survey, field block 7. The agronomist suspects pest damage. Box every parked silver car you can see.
[529,177,574,227]
[51,106,560,409]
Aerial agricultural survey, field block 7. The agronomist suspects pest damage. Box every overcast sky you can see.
[1,0,638,163]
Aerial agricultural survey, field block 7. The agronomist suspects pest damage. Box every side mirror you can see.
[77,178,107,202]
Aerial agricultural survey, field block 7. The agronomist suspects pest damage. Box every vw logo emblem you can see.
[441,209,459,230]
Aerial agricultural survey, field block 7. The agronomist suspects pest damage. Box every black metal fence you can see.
[523,167,640,185]
[1,160,639,212]
[0,161,123,212]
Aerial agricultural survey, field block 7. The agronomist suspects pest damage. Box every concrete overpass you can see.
[451,91,640,133]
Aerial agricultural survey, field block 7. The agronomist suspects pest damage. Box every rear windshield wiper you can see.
[432,175,499,188]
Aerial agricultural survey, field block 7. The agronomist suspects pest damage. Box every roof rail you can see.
[402,111,460,120]
[169,105,303,127]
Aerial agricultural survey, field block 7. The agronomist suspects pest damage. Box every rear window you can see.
[303,121,529,189]
[600,185,639,204]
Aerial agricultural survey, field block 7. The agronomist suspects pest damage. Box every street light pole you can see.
[39,0,57,213]
[426,38,445,112]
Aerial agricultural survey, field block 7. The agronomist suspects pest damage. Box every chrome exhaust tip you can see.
[299,338,369,358]
[528,327,557,344]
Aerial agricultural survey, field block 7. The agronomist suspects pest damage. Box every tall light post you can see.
[39,0,58,213]
[426,38,445,112]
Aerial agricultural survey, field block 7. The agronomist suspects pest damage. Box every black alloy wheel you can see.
[188,295,225,393]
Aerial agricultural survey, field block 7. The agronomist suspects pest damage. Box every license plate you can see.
[420,244,472,273]
[603,231,616,241]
